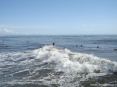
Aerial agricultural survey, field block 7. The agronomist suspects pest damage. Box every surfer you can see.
[52,42,55,46]
[97,46,99,48]
[80,44,83,47]
[114,48,117,51]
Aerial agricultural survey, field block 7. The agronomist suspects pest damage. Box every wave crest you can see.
[33,45,117,74]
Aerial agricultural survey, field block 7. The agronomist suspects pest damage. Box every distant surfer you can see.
[52,42,55,46]
[114,48,117,51]
[80,44,83,47]
[97,46,99,48]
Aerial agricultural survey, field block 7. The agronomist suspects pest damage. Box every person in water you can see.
[97,46,99,48]
[52,42,55,46]
[80,44,83,47]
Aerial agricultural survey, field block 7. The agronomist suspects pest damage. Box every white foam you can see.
[33,45,117,74]
[1,45,117,87]
[0,51,36,68]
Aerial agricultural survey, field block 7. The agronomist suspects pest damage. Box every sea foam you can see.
[1,45,117,87]
[33,45,117,74]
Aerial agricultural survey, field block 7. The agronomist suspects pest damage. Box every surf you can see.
[0,45,117,87]
[33,45,117,74]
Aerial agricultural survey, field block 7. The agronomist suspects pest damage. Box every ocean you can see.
[0,35,117,87]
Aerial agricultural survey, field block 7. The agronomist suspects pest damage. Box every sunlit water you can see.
[0,35,117,87]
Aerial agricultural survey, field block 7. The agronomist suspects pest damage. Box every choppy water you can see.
[0,35,117,87]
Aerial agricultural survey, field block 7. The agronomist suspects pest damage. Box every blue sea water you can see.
[0,35,117,87]
[0,35,117,61]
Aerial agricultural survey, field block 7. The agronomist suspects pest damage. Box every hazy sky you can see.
[0,0,117,35]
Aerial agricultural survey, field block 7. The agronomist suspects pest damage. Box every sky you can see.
[0,0,117,35]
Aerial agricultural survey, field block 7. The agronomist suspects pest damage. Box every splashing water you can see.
[33,45,117,73]
[0,45,117,87]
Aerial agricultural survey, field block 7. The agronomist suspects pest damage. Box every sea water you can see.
[0,35,117,87]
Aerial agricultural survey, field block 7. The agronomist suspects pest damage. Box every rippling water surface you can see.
[0,35,117,87]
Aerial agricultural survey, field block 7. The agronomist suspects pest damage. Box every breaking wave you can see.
[33,45,117,74]
[0,45,117,87]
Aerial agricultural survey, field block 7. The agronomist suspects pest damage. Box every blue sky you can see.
[0,0,117,35]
